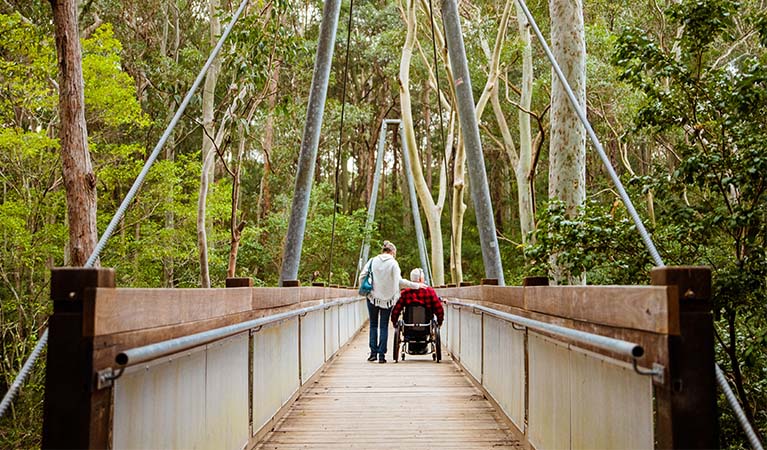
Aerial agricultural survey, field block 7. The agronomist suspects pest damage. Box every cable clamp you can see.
[632,359,664,384]
[96,367,124,390]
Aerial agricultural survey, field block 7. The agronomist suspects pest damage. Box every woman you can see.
[359,240,423,363]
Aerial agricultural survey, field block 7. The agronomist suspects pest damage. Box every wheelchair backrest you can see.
[403,304,427,324]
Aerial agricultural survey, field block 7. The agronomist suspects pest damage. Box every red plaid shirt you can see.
[391,286,444,326]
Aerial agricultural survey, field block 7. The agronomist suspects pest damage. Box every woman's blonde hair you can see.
[382,240,397,254]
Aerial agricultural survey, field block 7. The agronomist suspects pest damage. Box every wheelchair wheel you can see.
[393,326,401,362]
[435,326,442,362]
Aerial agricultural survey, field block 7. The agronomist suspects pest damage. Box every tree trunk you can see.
[514,0,535,243]
[202,0,221,184]
[258,63,280,225]
[50,0,97,267]
[450,117,465,284]
[400,0,446,285]
[198,0,222,287]
[548,0,586,284]
[227,123,247,278]
[424,79,432,189]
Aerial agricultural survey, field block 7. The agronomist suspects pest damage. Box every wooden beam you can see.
[524,286,679,334]
[92,288,252,336]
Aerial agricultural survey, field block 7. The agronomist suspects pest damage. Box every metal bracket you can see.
[633,359,665,384]
[96,367,124,390]
[511,323,527,331]
[471,307,482,315]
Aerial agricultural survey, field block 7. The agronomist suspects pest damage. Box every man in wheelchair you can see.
[390,268,444,359]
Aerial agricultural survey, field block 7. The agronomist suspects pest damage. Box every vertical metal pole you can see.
[280,0,343,285]
[441,0,505,285]
[359,120,389,269]
[399,124,431,285]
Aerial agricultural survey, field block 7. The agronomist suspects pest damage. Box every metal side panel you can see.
[570,348,653,449]
[113,347,206,449]
[324,306,339,357]
[339,302,350,344]
[447,304,459,355]
[204,333,249,450]
[301,309,325,383]
[459,307,482,380]
[529,333,571,450]
[252,318,299,434]
[442,302,450,352]
[279,317,300,405]
[355,299,363,329]
[347,301,356,341]
[482,315,525,431]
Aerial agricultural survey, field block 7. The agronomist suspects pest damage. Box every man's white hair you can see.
[410,268,424,282]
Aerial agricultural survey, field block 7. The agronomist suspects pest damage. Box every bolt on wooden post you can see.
[651,266,718,449]
[42,267,115,449]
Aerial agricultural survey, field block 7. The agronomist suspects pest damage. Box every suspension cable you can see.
[427,0,455,285]
[327,0,355,285]
[716,365,764,450]
[516,0,763,445]
[0,0,251,420]
[0,329,48,418]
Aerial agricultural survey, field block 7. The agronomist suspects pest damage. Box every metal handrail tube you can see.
[444,299,644,359]
[116,297,363,367]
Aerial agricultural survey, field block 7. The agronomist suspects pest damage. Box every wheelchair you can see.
[392,304,442,362]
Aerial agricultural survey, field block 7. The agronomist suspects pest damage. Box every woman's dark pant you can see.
[367,300,391,356]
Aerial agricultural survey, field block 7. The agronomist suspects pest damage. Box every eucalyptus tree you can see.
[548,0,586,284]
[398,0,450,285]
[49,0,97,266]
[196,0,222,287]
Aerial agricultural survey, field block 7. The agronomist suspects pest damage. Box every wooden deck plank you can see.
[256,325,523,449]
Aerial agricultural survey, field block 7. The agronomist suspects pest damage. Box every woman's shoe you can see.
[367,353,377,362]
[378,356,386,363]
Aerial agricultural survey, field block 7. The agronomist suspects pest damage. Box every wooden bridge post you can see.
[651,266,718,449]
[522,276,549,287]
[42,267,115,449]
[226,277,253,288]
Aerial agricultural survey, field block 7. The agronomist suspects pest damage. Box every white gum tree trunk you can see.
[197,0,222,287]
[399,0,447,285]
[548,0,586,284]
[473,0,536,246]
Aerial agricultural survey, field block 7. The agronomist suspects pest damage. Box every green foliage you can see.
[613,0,767,444]
[82,24,150,130]
[526,199,652,285]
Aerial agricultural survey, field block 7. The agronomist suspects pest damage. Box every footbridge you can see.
[40,266,717,449]
[3,0,761,446]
